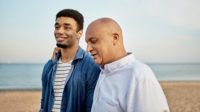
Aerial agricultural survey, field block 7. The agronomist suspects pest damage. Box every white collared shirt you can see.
[92,54,170,112]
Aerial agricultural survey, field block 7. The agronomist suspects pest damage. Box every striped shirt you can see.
[52,59,72,112]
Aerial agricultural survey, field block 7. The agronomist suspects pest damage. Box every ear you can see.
[77,30,83,40]
[113,33,119,45]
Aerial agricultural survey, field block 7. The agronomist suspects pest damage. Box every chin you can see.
[94,60,101,65]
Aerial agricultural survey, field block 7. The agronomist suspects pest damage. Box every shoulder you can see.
[44,60,55,70]
[124,60,151,74]
[81,52,100,74]
[74,47,96,65]
[126,60,157,82]
[83,51,98,67]
[42,59,56,78]
[132,61,152,73]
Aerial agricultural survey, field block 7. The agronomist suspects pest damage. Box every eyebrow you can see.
[54,23,71,26]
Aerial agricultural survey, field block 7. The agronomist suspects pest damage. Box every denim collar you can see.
[54,46,84,65]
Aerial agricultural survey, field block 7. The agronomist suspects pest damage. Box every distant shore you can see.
[0,81,200,112]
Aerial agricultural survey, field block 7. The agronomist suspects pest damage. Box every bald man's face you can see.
[85,24,115,66]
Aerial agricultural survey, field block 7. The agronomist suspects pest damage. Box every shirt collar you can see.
[101,53,136,74]
[55,46,85,64]
[73,46,84,60]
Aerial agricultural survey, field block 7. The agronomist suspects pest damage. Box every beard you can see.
[56,43,73,48]
[56,43,68,48]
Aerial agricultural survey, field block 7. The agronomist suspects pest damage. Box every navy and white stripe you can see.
[52,60,72,112]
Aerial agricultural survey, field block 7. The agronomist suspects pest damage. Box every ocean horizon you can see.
[0,62,200,90]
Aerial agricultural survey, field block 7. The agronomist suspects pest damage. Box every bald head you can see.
[85,17,127,67]
[87,18,123,39]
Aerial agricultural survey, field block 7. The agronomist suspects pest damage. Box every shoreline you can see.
[0,88,41,92]
[160,80,200,83]
[0,80,200,91]
[0,81,200,112]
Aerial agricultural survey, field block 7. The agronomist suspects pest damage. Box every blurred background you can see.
[0,0,200,89]
[0,0,200,112]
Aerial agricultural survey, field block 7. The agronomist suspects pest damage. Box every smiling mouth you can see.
[57,37,65,42]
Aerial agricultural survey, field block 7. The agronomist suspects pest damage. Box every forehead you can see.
[55,17,77,26]
[86,26,100,39]
[85,25,110,42]
[87,23,106,34]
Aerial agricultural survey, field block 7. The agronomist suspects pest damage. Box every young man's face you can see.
[54,17,82,48]
[85,25,114,67]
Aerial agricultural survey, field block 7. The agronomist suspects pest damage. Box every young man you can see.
[85,18,170,112]
[40,9,100,112]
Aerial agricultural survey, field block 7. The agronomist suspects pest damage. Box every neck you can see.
[101,48,127,68]
[111,45,127,61]
[113,50,127,62]
[60,45,79,63]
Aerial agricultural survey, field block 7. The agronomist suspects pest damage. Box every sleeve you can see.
[125,67,170,112]
[85,62,100,112]
[40,60,53,111]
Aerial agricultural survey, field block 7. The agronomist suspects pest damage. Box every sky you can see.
[0,0,200,63]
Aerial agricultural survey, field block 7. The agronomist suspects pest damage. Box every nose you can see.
[86,44,93,53]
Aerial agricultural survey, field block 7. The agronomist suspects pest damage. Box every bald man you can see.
[85,18,170,112]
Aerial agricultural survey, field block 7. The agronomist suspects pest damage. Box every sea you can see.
[0,63,200,90]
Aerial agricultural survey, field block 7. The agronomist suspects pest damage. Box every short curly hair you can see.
[56,9,84,31]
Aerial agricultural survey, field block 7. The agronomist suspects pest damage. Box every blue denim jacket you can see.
[40,47,100,112]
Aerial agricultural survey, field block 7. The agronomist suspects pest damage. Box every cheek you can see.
[97,48,104,60]
[101,47,111,60]
[54,29,59,34]
[54,31,59,39]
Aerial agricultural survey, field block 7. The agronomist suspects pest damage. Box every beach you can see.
[0,90,41,112]
[0,81,200,112]
[161,81,200,112]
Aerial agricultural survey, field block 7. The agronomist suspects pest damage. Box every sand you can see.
[0,90,41,112]
[161,81,200,112]
[0,81,200,112]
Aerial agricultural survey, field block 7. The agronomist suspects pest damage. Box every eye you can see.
[55,25,60,29]
[90,38,97,44]
[64,26,72,30]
